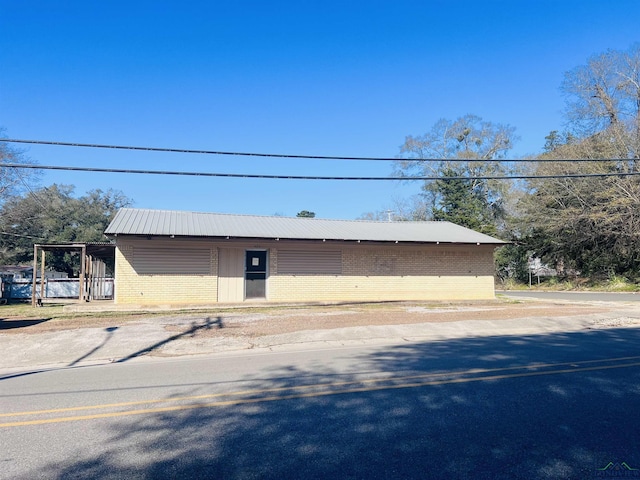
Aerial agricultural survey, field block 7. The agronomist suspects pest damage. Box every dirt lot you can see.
[182,301,617,339]
[0,299,615,339]
[3,298,640,368]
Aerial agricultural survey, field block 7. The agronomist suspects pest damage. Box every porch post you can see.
[31,244,38,307]
[39,249,46,302]
[79,245,86,301]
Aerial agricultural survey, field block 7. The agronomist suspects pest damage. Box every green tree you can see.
[543,130,576,153]
[0,185,131,275]
[431,167,498,235]
[296,210,316,218]
[395,114,518,235]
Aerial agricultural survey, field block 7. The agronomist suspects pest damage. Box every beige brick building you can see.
[105,208,505,305]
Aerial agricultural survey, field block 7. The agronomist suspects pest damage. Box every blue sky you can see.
[2,0,639,219]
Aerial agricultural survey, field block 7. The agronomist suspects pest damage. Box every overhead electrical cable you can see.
[1,138,633,163]
[2,162,639,181]
[0,231,43,239]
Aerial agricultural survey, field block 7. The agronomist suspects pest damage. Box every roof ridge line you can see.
[118,207,442,224]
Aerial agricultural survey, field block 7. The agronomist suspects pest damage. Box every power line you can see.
[2,162,639,181]
[1,138,633,163]
[0,231,43,239]
[1,138,403,161]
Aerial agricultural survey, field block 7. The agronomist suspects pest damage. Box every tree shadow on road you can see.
[12,326,640,480]
[0,318,51,330]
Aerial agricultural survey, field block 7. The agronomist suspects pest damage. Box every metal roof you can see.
[104,208,506,245]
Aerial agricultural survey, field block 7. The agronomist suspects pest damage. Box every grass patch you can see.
[1,298,517,324]
[494,294,525,303]
[601,275,639,292]
[0,302,66,319]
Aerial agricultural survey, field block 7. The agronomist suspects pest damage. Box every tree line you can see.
[384,43,640,283]
[0,167,130,276]
[1,43,639,283]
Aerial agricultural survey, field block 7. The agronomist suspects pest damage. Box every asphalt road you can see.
[499,290,640,302]
[2,324,640,479]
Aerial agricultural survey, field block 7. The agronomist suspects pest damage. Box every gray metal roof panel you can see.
[105,208,506,244]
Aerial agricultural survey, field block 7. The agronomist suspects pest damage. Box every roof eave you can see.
[107,232,507,245]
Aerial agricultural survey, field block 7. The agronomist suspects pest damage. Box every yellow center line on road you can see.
[2,357,640,428]
[3,355,639,419]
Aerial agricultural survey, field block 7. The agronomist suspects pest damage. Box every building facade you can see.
[106,209,505,305]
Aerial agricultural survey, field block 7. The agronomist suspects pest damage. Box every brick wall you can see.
[268,244,496,302]
[113,237,498,304]
[114,238,218,305]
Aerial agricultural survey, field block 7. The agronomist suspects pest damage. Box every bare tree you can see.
[561,43,640,159]
[394,114,518,234]
[520,44,640,278]
[359,196,430,222]
[0,133,39,206]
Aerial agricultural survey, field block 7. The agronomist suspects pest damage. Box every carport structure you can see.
[31,242,116,306]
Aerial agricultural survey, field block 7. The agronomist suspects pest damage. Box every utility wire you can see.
[2,162,639,181]
[2,138,634,163]
[0,231,43,239]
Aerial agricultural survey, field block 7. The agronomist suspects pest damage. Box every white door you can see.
[217,248,244,302]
